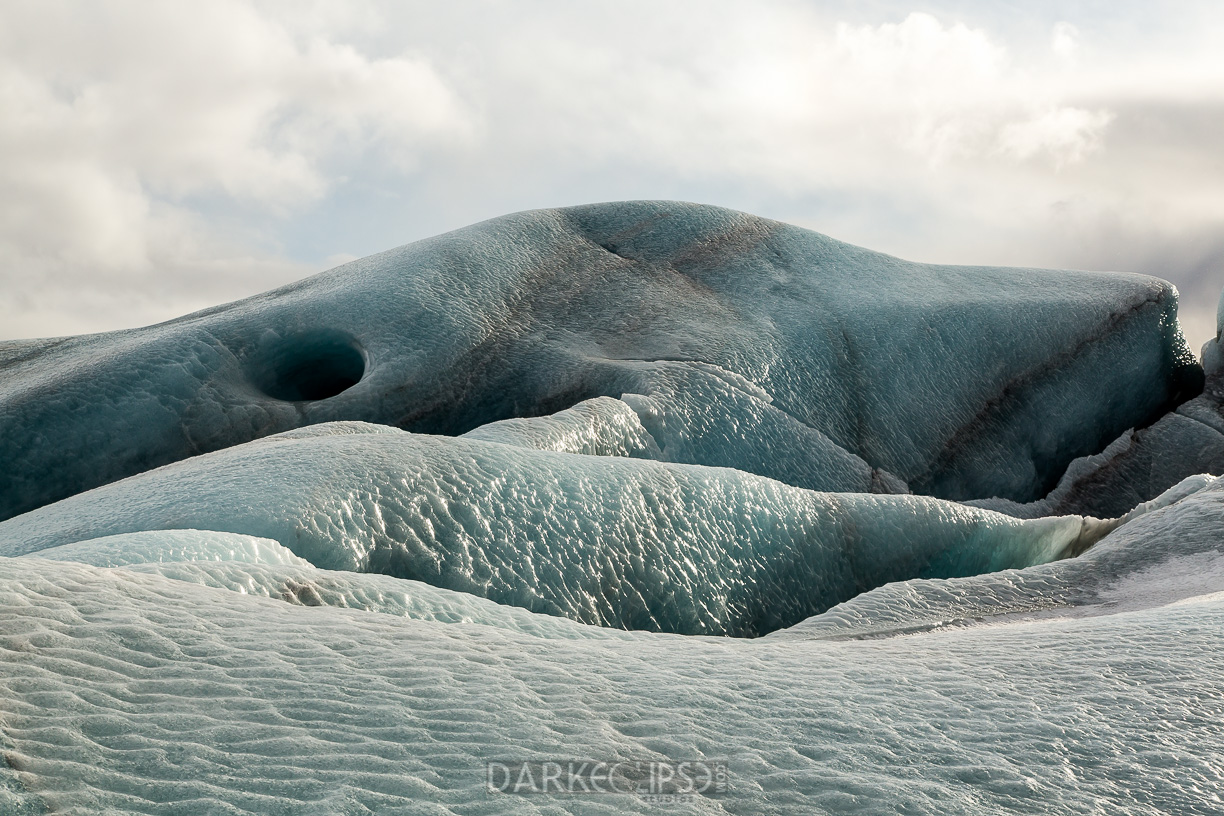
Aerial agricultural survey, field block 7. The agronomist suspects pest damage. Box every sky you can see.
[3,0,1224,351]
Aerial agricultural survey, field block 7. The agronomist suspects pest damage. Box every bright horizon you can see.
[3,0,1223,351]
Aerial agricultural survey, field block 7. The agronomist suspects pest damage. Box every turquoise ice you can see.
[2,477,1224,814]
[0,421,1104,636]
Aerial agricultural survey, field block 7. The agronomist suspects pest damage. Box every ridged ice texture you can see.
[0,201,1201,521]
[0,423,1095,637]
[969,393,1224,520]
[462,372,897,495]
[2,547,1223,814]
[461,395,661,457]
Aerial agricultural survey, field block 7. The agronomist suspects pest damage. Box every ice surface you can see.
[964,286,1224,519]
[782,475,1224,640]
[19,554,624,644]
[968,395,1224,519]
[3,525,1224,813]
[26,529,312,569]
[0,422,1101,637]
[3,201,1222,813]
[462,366,902,495]
[0,201,1201,522]
[3,467,1224,813]
[461,395,664,458]
[1196,284,1224,380]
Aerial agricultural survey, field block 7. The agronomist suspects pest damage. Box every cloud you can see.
[1051,21,1080,62]
[997,107,1113,165]
[0,0,469,337]
[2,0,1223,351]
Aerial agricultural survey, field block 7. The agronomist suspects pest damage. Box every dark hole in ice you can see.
[251,330,367,402]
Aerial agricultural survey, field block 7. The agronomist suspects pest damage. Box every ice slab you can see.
[19,553,623,644]
[461,364,904,495]
[27,529,312,569]
[784,474,1224,640]
[970,395,1224,519]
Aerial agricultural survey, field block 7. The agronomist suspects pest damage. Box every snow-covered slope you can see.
[3,489,1224,813]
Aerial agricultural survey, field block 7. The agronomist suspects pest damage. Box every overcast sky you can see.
[3,0,1224,351]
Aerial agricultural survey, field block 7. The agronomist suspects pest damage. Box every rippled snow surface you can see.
[3,516,1224,814]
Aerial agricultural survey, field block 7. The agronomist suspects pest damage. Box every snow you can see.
[3,543,1223,814]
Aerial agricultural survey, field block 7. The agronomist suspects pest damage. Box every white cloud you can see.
[997,107,1114,165]
[1051,21,1080,62]
[3,0,1224,351]
[0,0,470,337]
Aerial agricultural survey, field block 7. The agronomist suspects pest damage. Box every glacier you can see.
[3,495,1224,814]
[0,201,1203,522]
[2,201,1224,813]
[0,421,1109,637]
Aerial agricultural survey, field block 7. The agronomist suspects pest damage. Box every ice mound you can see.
[464,364,908,495]
[0,201,1201,523]
[971,286,1224,519]
[461,394,664,458]
[0,421,1104,636]
[20,540,624,642]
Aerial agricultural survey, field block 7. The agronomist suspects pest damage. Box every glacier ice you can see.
[27,528,313,569]
[0,421,1105,637]
[782,474,1224,640]
[461,364,902,495]
[20,531,626,641]
[971,286,1224,519]
[0,201,1202,523]
[3,200,1224,814]
[461,394,665,458]
[3,489,1224,813]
